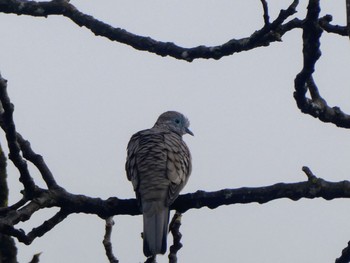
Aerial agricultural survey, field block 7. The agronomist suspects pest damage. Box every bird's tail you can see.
[142,201,169,257]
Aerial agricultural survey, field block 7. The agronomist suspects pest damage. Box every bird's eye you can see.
[175,119,180,124]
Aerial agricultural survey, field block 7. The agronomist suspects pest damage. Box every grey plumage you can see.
[125,111,192,258]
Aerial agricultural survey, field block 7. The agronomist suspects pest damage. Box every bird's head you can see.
[154,111,193,136]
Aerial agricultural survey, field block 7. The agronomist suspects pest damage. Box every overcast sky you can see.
[1,1,350,262]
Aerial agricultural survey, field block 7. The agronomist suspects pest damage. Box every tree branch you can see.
[168,212,183,263]
[28,253,41,263]
[2,166,350,244]
[0,143,17,263]
[144,256,156,263]
[0,75,36,193]
[0,1,349,261]
[336,240,350,263]
[319,15,348,36]
[26,209,69,241]
[260,0,270,25]
[0,0,300,62]
[16,133,58,189]
[294,0,350,128]
[103,217,119,263]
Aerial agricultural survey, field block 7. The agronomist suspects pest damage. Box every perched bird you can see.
[125,111,193,258]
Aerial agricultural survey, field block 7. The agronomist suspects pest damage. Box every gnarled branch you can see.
[294,0,350,128]
[0,0,300,62]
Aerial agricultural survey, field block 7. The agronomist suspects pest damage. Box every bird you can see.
[125,111,193,258]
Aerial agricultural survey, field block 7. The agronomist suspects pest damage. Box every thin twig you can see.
[260,0,270,25]
[0,74,36,193]
[27,209,69,241]
[103,217,119,263]
[302,166,317,181]
[319,15,348,36]
[168,212,183,263]
[0,197,28,215]
[28,252,42,263]
[17,133,58,189]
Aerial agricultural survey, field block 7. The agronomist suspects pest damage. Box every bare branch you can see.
[0,1,349,261]
[0,74,57,190]
[17,134,58,189]
[28,252,41,263]
[103,217,119,263]
[260,0,270,25]
[0,223,30,244]
[26,209,69,241]
[168,212,183,263]
[302,166,317,181]
[254,0,299,42]
[319,15,348,36]
[173,176,350,213]
[0,0,299,61]
[0,142,17,263]
[336,240,350,263]
[0,74,36,193]
[270,0,299,28]
[294,0,350,128]
[3,166,350,245]
[0,198,28,215]
[0,143,8,208]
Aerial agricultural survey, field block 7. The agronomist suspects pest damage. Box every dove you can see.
[126,111,193,258]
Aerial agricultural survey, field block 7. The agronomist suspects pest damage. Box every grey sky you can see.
[1,0,350,262]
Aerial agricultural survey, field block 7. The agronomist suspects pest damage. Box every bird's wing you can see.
[125,130,144,192]
[126,129,168,199]
[164,132,192,206]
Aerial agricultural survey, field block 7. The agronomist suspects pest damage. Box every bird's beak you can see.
[185,127,194,136]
